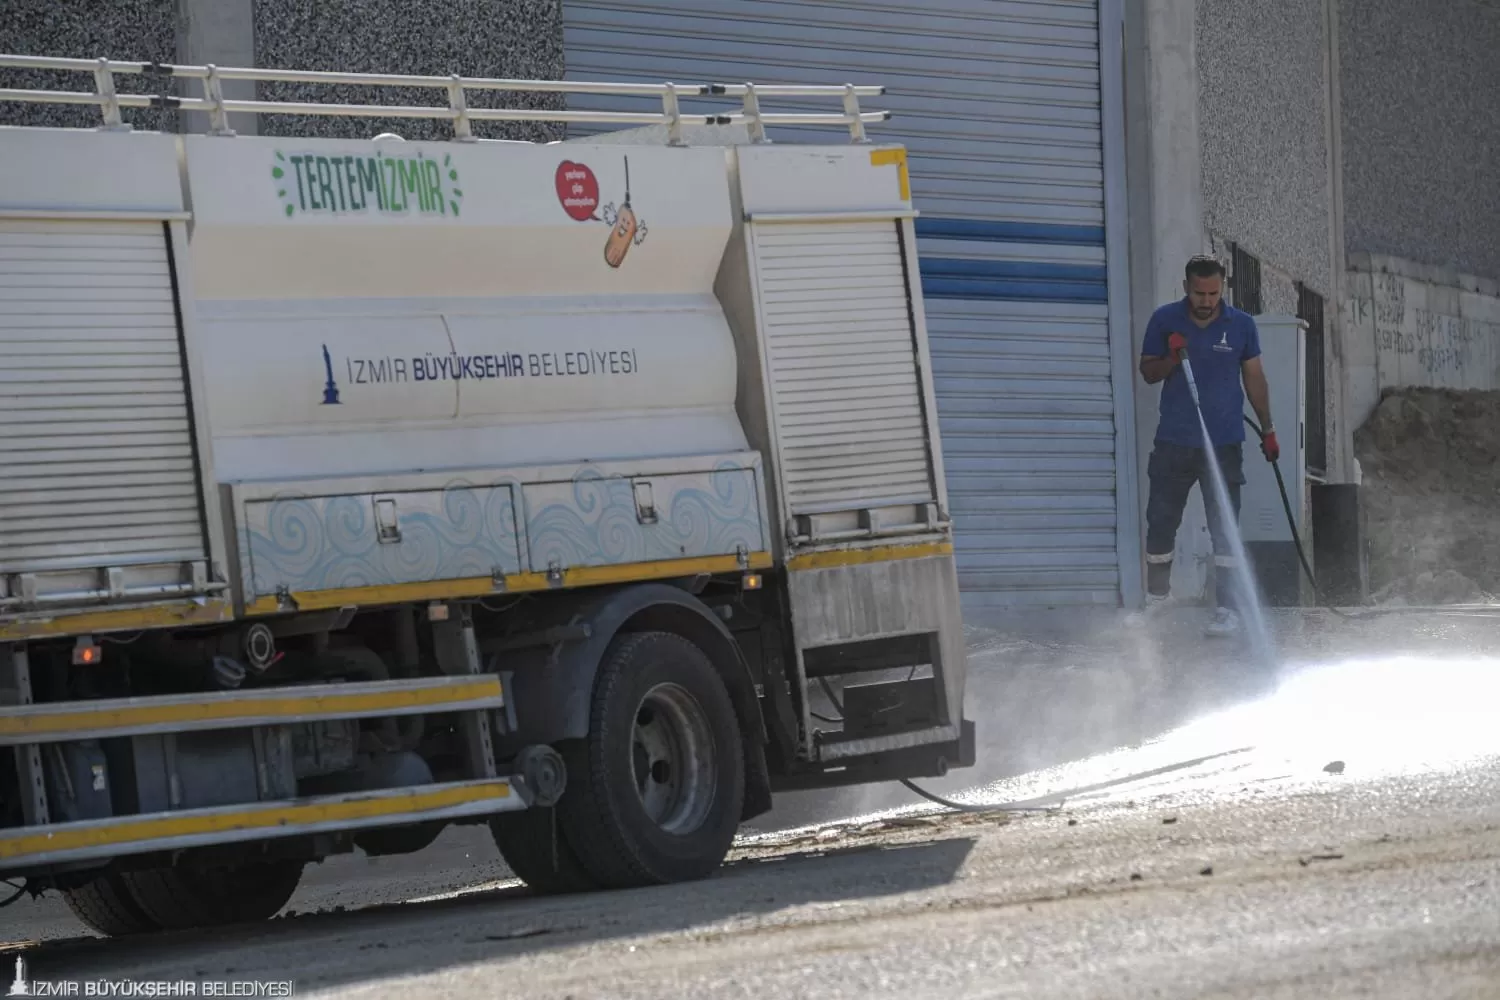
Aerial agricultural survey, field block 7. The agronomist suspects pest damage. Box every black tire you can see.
[120,859,303,931]
[489,803,599,894]
[61,871,161,937]
[557,630,744,889]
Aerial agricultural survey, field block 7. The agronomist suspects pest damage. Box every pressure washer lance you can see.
[1180,352,1205,412]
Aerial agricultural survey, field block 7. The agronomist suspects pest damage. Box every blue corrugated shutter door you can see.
[563,0,1123,610]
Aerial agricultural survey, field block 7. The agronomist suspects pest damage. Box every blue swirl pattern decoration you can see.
[243,485,522,597]
[524,464,764,570]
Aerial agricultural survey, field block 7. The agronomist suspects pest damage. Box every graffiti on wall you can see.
[1348,268,1500,390]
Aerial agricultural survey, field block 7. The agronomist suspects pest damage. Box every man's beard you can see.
[1192,305,1216,319]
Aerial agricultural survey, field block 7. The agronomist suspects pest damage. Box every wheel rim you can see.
[631,681,716,835]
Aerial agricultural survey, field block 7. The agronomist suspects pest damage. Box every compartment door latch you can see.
[373,496,402,544]
[633,480,658,525]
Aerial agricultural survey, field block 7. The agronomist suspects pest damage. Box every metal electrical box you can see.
[1239,313,1308,605]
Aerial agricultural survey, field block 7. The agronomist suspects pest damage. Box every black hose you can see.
[1241,415,1357,619]
[815,678,1056,814]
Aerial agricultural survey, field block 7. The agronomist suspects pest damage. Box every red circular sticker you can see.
[555,160,600,221]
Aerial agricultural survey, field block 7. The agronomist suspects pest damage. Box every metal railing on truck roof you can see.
[0,54,890,145]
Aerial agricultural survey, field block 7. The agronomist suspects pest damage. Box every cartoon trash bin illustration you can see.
[604,156,637,268]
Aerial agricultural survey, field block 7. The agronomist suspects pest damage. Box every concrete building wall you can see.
[253,0,564,142]
[0,0,179,132]
[1197,0,1333,301]
[1123,0,1215,601]
[1339,0,1500,281]
[1344,254,1500,428]
[1133,0,1347,603]
[0,0,565,141]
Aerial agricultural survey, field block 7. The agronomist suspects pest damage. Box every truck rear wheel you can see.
[120,859,303,931]
[489,806,599,894]
[62,871,161,937]
[558,630,745,889]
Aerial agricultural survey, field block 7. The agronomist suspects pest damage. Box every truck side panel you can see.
[523,466,765,571]
[242,485,524,600]
[224,455,772,615]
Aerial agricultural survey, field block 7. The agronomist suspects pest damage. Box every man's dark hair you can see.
[1185,255,1226,281]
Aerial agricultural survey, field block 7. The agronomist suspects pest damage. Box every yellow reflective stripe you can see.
[245,552,775,616]
[0,676,502,742]
[246,577,497,615]
[787,540,953,572]
[1146,552,1175,565]
[870,147,912,201]
[0,781,509,862]
[0,599,231,641]
[555,551,772,587]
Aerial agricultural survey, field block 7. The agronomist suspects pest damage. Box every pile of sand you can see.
[1353,387,1500,606]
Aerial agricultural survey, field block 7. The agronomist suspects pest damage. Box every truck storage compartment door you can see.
[749,217,942,541]
[0,218,210,604]
[241,486,522,608]
[522,466,765,575]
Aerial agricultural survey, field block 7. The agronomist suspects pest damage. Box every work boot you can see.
[1124,593,1172,629]
[1203,607,1241,638]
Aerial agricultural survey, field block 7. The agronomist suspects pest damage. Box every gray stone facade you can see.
[0,0,565,142]
[253,0,565,142]
[0,0,179,132]
[1197,0,1333,298]
[1339,0,1500,280]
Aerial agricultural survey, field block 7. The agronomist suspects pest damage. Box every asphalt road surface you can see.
[5,606,1500,998]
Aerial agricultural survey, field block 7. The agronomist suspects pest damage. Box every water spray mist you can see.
[1179,356,1277,667]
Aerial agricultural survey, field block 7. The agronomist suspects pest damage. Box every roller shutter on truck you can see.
[0,219,208,579]
[752,219,938,515]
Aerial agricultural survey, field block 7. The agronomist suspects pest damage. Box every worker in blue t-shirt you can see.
[1130,255,1278,638]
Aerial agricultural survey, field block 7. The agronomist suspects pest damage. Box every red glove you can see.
[1261,431,1280,463]
[1167,332,1188,362]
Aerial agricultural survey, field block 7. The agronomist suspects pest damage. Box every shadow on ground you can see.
[10,834,978,993]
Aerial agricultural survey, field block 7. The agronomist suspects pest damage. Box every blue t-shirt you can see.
[1141,298,1262,448]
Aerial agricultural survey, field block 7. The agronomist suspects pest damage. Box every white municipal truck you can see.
[0,55,972,935]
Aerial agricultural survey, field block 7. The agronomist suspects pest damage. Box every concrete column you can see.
[1100,0,1143,611]
[1123,0,1212,604]
[1323,0,1355,484]
[176,0,258,135]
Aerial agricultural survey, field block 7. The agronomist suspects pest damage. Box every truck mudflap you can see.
[0,664,558,873]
